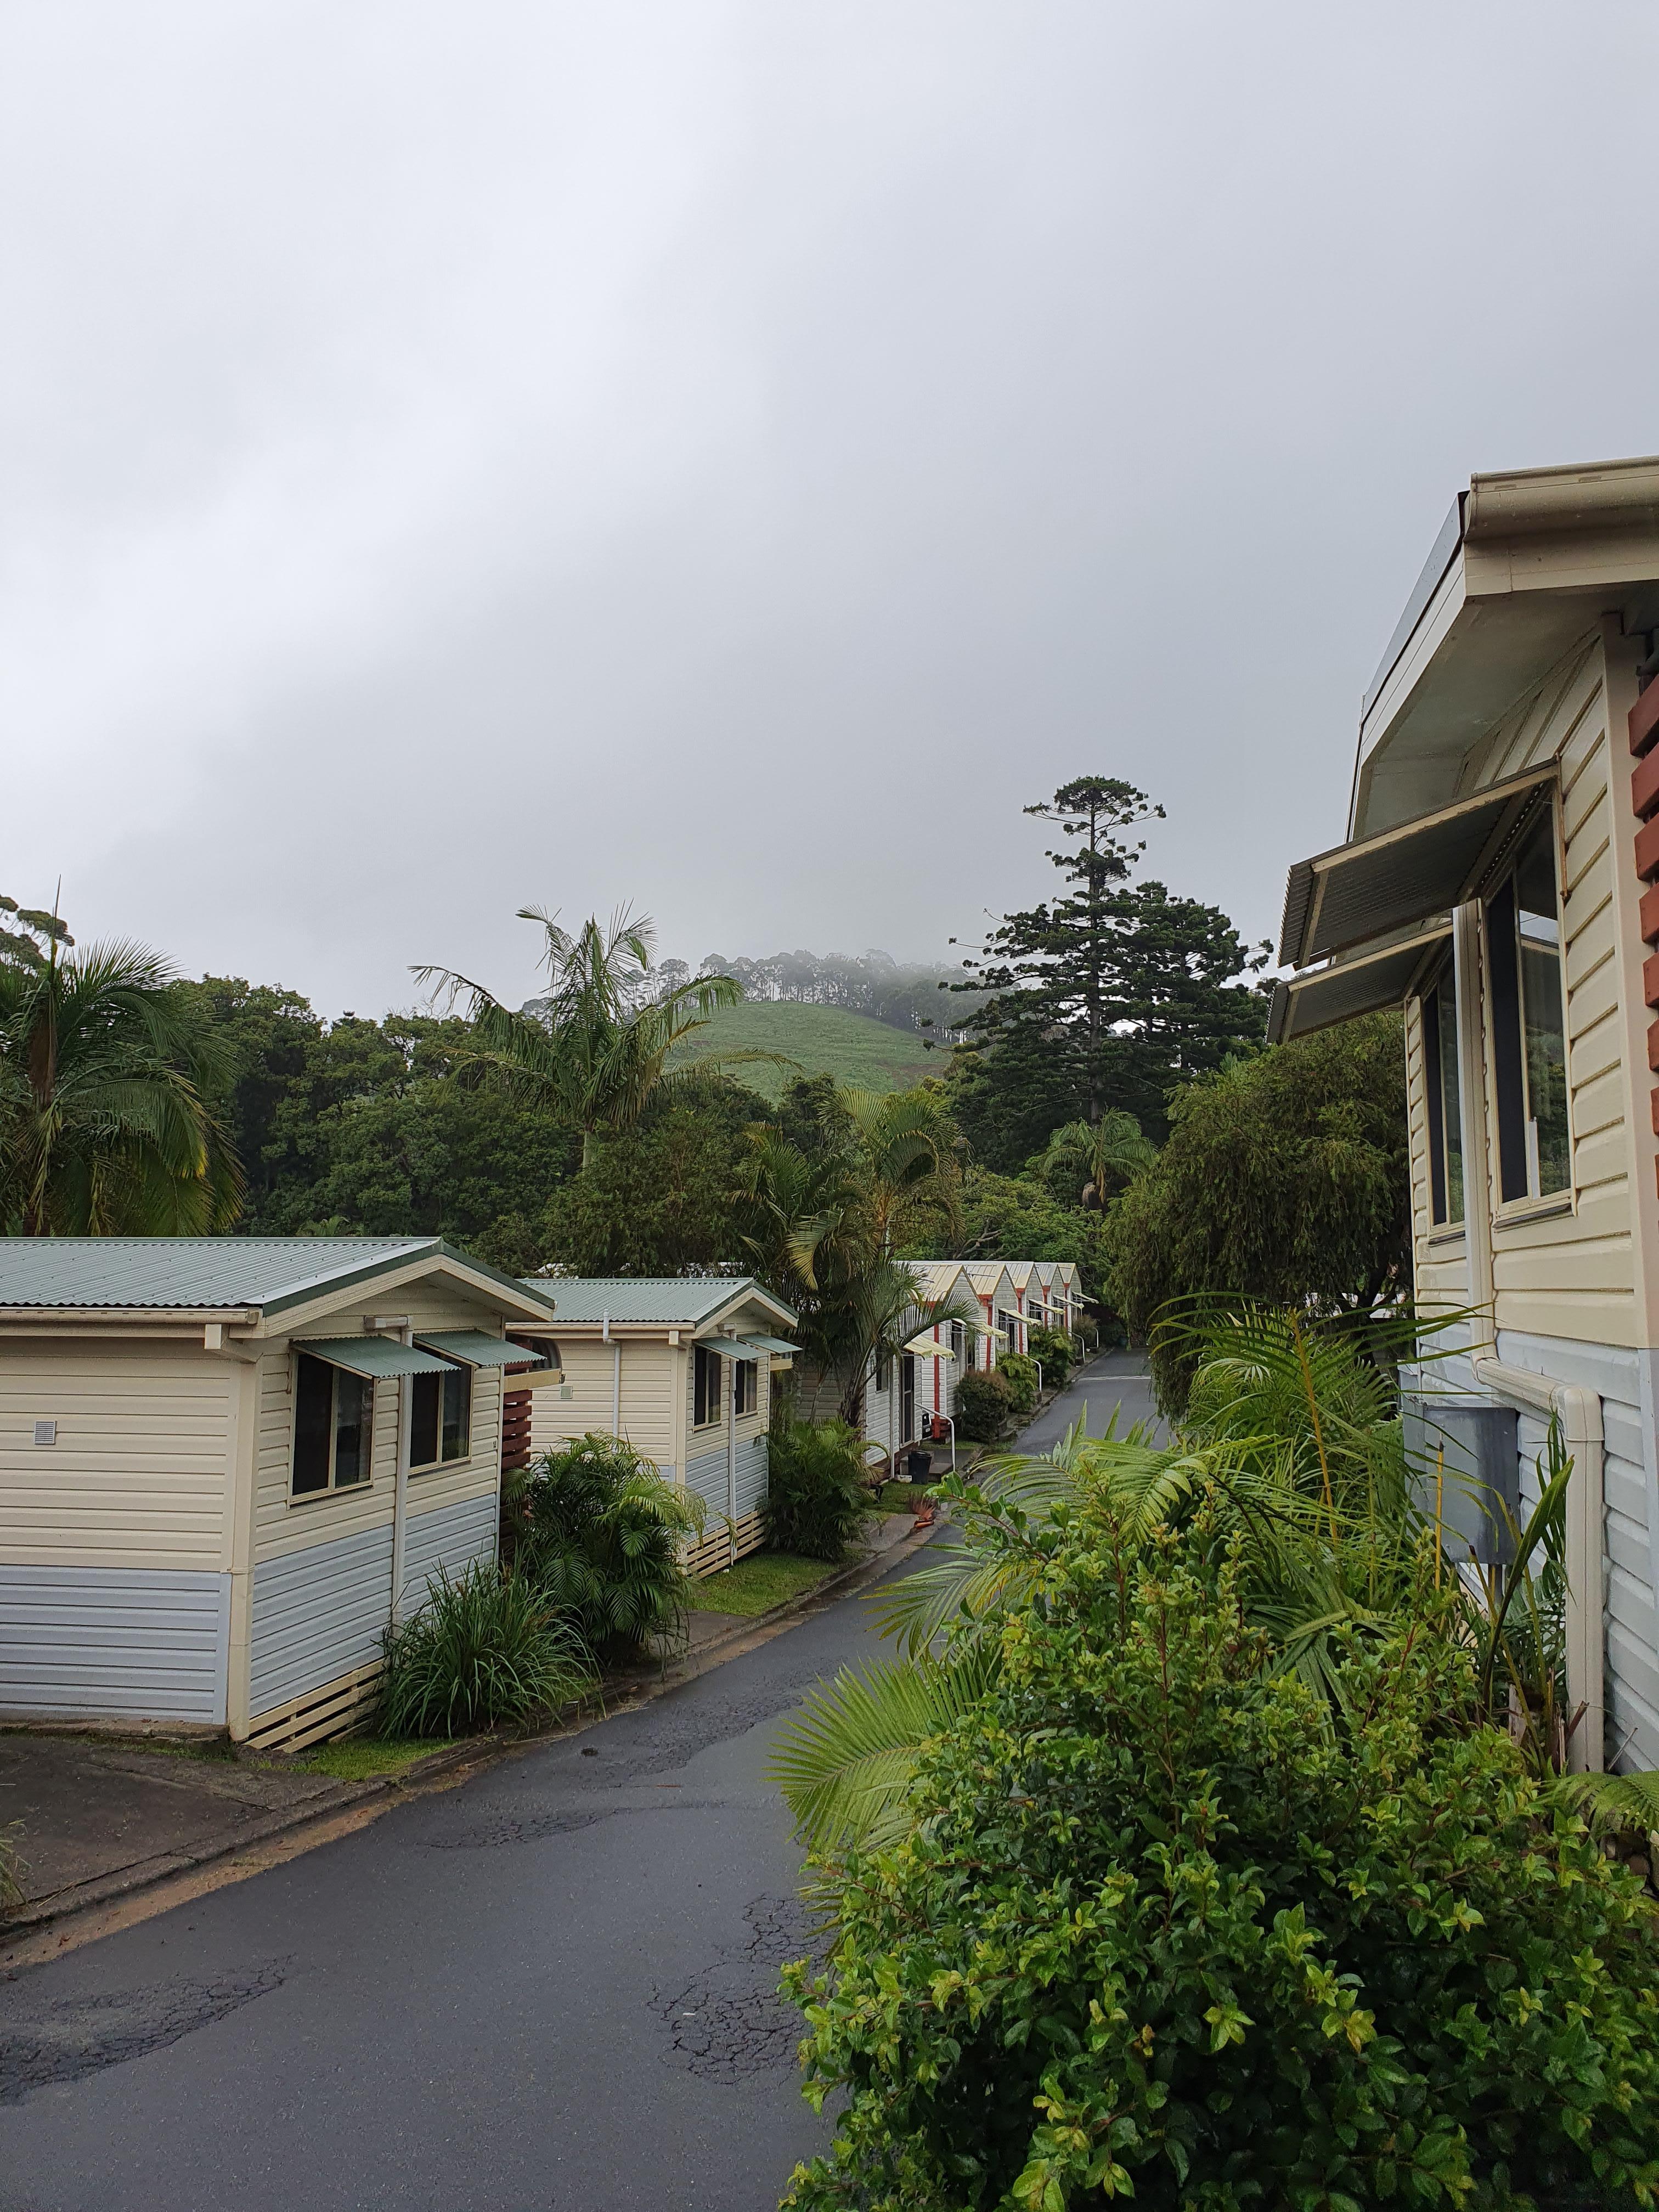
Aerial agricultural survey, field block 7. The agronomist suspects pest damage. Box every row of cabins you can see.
[0,1242,1079,1746]
[859,1260,1083,1460]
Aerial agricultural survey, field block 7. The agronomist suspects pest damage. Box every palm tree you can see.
[415,906,778,1170]
[737,1083,973,1425]
[1032,1110,1156,1207]
[0,896,242,1235]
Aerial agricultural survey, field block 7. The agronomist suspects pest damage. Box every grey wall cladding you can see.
[684,1435,769,1521]
[250,1522,392,1720]
[403,1492,497,1599]
[0,1564,230,1723]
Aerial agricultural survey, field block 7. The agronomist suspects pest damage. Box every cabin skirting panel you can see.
[0,1562,231,1723]
[249,1521,393,1728]
[403,1489,498,1600]
[1413,1327,1659,1770]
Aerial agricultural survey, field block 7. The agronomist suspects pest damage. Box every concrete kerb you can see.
[0,1516,944,1948]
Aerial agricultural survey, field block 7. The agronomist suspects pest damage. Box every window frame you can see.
[408,1356,473,1475]
[290,1350,375,1503]
[1483,802,1572,1214]
[732,1357,758,1419]
[692,1343,725,1430]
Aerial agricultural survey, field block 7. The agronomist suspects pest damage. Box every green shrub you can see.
[1026,1322,1074,1389]
[997,1350,1039,1416]
[380,1561,591,1738]
[955,1365,1012,1442]
[784,1521,1659,2211]
[764,1420,878,1561]
[522,1432,704,1659]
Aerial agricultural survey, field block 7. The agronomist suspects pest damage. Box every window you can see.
[950,1320,965,1367]
[874,1348,890,1394]
[733,1357,758,1418]
[693,1343,725,1427]
[410,1359,471,1470]
[1420,961,1464,1226]
[292,1352,372,1497]
[1487,812,1569,1205]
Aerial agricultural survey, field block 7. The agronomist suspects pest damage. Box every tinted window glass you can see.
[293,1352,334,1494]
[440,1365,471,1459]
[410,1372,440,1466]
[1515,822,1568,1196]
[333,1369,369,1487]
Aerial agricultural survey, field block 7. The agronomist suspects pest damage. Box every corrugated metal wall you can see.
[0,1563,230,1722]
[249,1522,392,1723]
[403,1491,498,1602]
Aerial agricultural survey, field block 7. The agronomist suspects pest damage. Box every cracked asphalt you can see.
[0,1551,929,2212]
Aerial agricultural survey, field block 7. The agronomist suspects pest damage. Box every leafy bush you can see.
[996,1350,1039,1417]
[764,1420,877,1561]
[1026,1322,1074,1389]
[955,1365,1012,1442]
[783,1521,1659,2211]
[380,1561,591,1738]
[522,1433,704,1659]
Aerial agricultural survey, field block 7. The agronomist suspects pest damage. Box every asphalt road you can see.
[0,1562,930,2212]
[1017,1346,1165,1453]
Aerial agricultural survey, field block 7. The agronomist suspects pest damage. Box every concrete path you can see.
[1017,1347,1165,1454]
[0,1541,941,2212]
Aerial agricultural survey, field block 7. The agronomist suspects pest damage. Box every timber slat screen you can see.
[500,1389,533,1475]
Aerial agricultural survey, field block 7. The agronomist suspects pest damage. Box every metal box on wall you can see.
[1402,1400,1521,1567]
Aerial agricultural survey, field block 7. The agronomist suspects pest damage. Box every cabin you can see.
[962,1262,1026,1360]
[508,1276,797,1575]
[860,1261,978,1461]
[1271,451,1659,1773]
[0,1237,556,1748]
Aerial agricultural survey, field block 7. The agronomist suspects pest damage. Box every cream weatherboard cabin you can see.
[509,1276,797,1575]
[0,1238,556,1748]
[1271,452,1659,1773]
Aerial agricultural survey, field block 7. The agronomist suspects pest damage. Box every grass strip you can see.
[688,1550,842,1617]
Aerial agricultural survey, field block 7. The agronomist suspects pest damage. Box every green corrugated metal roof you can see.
[0,1237,557,1318]
[524,1276,794,1328]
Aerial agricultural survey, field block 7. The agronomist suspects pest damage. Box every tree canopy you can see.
[1105,1013,1411,1408]
[947,776,1268,1158]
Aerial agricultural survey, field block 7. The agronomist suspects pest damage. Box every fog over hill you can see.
[530,946,989,1039]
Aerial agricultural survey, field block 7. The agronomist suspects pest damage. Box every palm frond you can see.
[771,1643,1002,1853]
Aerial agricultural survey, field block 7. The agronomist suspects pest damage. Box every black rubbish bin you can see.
[905,1448,932,1482]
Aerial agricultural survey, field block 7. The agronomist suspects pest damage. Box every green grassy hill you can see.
[670,1001,943,1102]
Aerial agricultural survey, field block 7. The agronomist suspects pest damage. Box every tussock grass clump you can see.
[380,1561,591,1739]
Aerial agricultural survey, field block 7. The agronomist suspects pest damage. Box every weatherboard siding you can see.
[1477,637,1640,1348]
[0,1343,232,1573]
[249,1520,394,1722]
[404,1489,498,1596]
[0,1562,231,1723]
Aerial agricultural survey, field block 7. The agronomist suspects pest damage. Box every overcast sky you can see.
[4,3,1656,1017]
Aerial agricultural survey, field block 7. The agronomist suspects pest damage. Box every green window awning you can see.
[294,1336,451,1380]
[416,1331,545,1369]
[739,1334,797,1357]
[695,1335,756,1359]
[1266,924,1452,1045]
